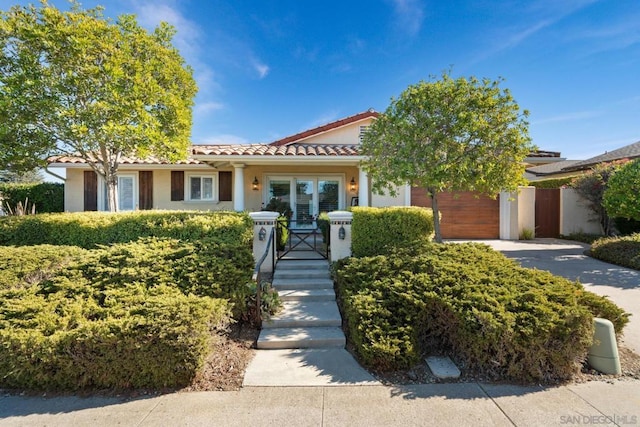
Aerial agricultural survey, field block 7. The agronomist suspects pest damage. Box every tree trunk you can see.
[103,165,119,212]
[430,189,443,243]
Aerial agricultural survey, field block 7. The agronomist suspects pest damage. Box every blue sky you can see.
[2,0,639,160]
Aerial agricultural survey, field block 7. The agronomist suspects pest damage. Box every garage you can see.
[411,188,500,239]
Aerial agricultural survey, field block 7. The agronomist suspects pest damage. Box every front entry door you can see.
[295,179,314,228]
[267,176,344,226]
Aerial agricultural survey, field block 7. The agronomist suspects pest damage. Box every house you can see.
[525,140,640,181]
[48,109,562,238]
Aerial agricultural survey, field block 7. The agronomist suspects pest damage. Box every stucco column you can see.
[404,184,412,206]
[328,211,353,262]
[499,187,535,240]
[358,167,369,207]
[233,163,245,211]
[248,211,279,274]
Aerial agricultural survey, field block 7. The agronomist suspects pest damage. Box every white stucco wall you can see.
[560,188,602,235]
[296,118,375,145]
[499,186,536,240]
[370,184,410,207]
[64,167,235,212]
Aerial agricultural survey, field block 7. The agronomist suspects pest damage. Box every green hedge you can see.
[78,237,254,315]
[334,242,629,383]
[0,183,64,213]
[0,282,229,390]
[351,206,434,257]
[0,245,88,290]
[0,211,255,390]
[0,210,253,248]
[590,234,640,270]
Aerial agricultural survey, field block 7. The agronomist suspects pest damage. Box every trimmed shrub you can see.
[0,282,229,390]
[334,242,629,383]
[275,216,289,251]
[77,237,254,315]
[0,245,88,290]
[0,183,64,213]
[351,206,434,257]
[590,234,640,270]
[317,212,330,243]
[0,210,253,248]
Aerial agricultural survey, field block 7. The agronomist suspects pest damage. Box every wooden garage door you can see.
[411,188,500,239]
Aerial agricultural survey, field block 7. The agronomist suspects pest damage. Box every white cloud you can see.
[473,0,600,63]
[194,101,225,117]
[570,15,640,56]
[253,61,270,79]
[388,0,425,37]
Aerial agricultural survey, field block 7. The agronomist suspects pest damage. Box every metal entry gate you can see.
[277,220,328,260]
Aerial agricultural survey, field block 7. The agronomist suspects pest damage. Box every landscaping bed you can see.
[334,242,630,384]
[590,233,640,270]
[0,211,256,392]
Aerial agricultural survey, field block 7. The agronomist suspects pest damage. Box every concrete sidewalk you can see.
[471,238,640,355]
[2,381,639,426]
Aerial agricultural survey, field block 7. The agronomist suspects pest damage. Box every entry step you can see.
[257,327,346,349]
[277,289,335,302]
[262,301,342,329]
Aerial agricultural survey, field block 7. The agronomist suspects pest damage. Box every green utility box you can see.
[587,318,621,375]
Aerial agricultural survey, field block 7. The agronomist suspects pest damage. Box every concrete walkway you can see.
[2,381,639,426]
[469,239,640,355]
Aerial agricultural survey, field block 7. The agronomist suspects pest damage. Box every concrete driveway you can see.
[466,238,640,355]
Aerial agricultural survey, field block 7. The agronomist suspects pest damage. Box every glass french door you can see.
[267,176,342,228]
[295,179,314,226]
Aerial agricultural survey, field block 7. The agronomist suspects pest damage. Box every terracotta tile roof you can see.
[48,155,204,165]
[269,109,379,146]
[191,143,362,156]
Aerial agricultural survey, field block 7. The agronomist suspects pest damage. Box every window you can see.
[97,173,137,211]
[188,175,216,201]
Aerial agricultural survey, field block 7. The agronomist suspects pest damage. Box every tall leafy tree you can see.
[571,160,626,236]
[0,1,197,211]
[603,159,640,222]
[361,72,533,242]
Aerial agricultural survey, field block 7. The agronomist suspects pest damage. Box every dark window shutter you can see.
[171,171,184,201]
[83,171,98,211]
[219,171,232,201]
[139,171,153,210]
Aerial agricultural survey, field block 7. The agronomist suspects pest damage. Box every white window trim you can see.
[97,173,138,212]
[186,172,219,202]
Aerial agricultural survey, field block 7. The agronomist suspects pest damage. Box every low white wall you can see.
[560,188,602,235]
[518,187,536,236]
[499,186,535,240]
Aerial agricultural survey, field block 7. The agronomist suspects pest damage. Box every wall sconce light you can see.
[258,226,266,241]
[338,225,346,240]
[349,177,357,193]
[252,176,259,191]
